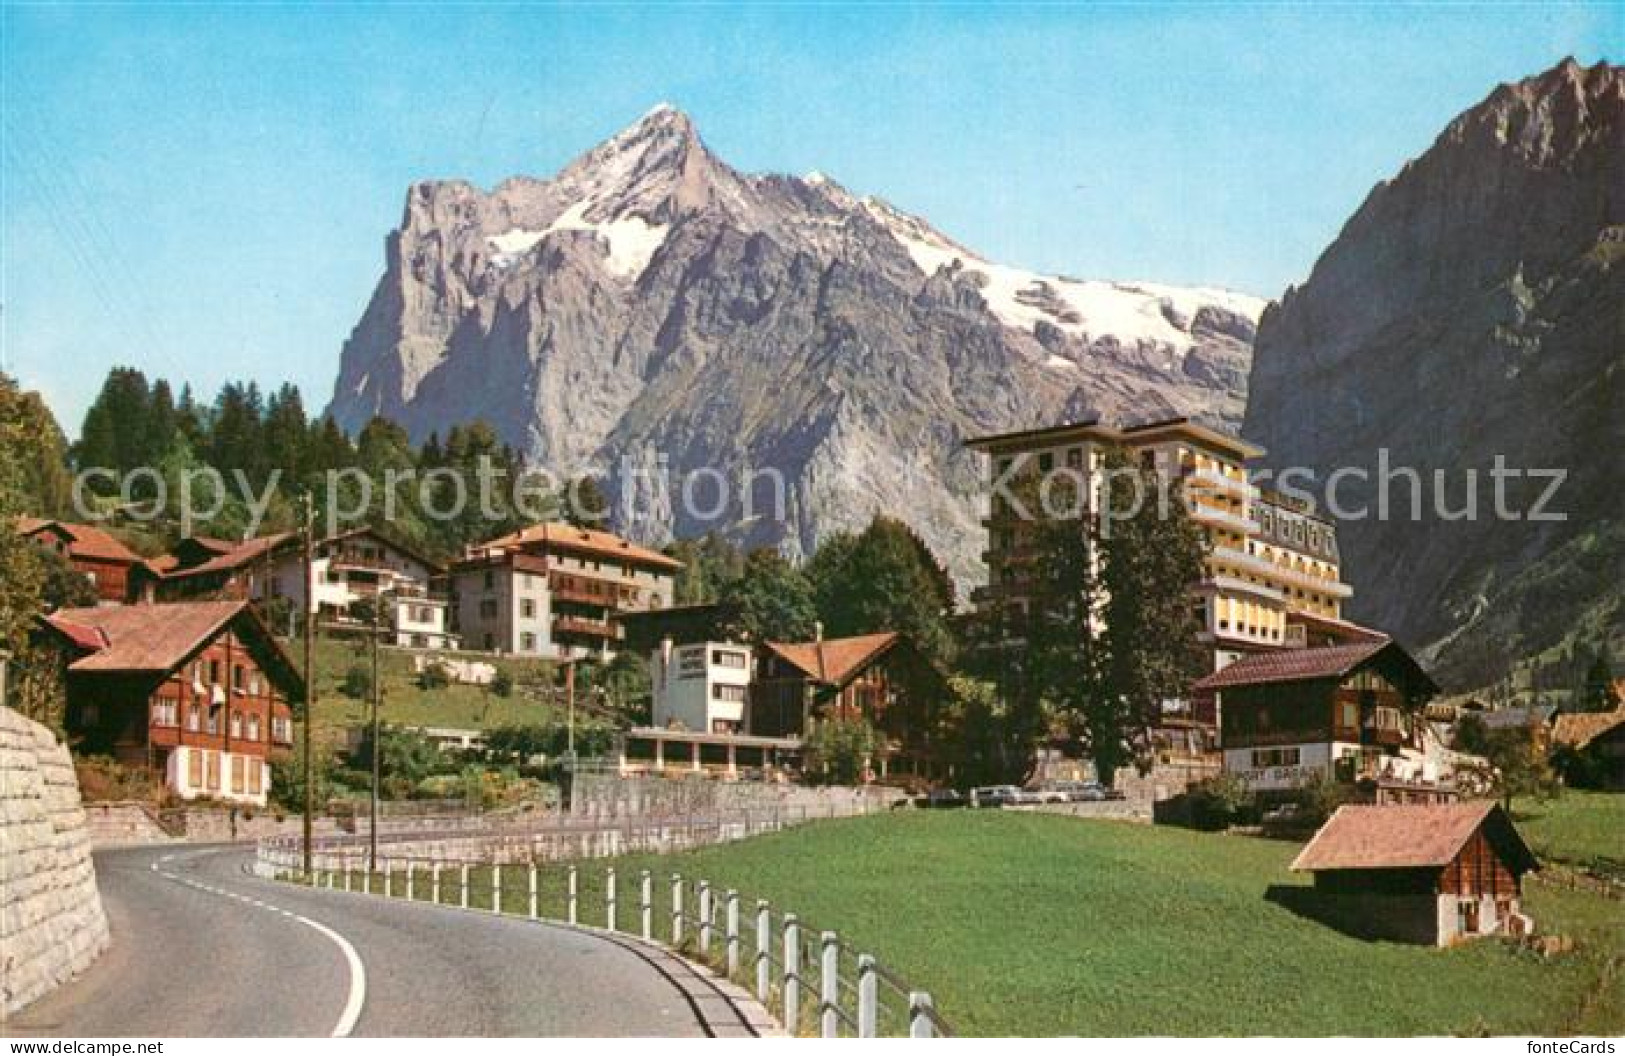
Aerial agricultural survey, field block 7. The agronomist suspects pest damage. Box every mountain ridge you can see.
[1243,57,1625,689]
[329,105,1262,584]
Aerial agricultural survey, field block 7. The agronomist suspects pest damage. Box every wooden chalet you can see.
[1194,638,1448,805]
[37,601,303,807]
[752,631,949,777]
[16,518,144,603]
[1551,708,1625,790]
[1291,802,1539,945]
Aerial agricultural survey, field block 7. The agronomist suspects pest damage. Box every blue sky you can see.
[2,2,1616,436]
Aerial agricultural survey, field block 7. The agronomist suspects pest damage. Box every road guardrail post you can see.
[909,992,936,1038]
[384,860,393,898]
[607,867,617,932]
[567,866,578,925]
[640,870,652,940]
[460,863,470,909]
[857,955,877,1038]
[698,881,712,956]
[726,890,741,977]
[671,875,683,944]
[783,914,801,1032]
[529,863,539,919]
[755,900,771,1001]
[493,864,503,914]
[820,931,839,1038]
[406,862,415,901]
[431,862,441,903]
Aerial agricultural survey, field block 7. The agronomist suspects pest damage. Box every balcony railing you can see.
[554,615,621,639]
[1210,545,1353,599]
[1182,465,1258,500]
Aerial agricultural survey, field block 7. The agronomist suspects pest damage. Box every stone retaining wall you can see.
[1,707,110,1016]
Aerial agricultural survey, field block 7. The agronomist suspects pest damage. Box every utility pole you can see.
[301,493,316,882]
[369,593,382,873]
[566,659,577,757]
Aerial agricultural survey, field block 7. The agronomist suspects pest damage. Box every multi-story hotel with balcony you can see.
[450,522,681,660]
[965,416,1362,680]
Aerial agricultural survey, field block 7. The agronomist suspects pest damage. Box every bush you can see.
[804,717,880,786]
[1187,772,1252,830]
[341,665,373,699]
[75,756,161,803]
[418,661,451,690]
[491,669,514,698]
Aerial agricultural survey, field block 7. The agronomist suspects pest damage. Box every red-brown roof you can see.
[160,533,296,580]
[1551,708,1625,750]
[45,601,250,672]
[1193,640,1392,690]
[1291,802,1538,874]
[762,632,899,686]
[16,518,142,565]
[470,522,682,571]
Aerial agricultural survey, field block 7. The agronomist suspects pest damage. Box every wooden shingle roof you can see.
[1291,802,1538,874]
[16,518,142,564]
[762,632,900,687]
[470,522,682,570]
[1551,708,1625,749]
[1193,640,1391,690]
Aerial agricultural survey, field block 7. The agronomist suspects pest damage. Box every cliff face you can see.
[328,105,1261,586]
[1244,59,1625,687]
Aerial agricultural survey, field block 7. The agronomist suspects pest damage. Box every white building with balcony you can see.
[651,639,753,735]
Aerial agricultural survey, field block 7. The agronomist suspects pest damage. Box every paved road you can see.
[9,845,763,1037]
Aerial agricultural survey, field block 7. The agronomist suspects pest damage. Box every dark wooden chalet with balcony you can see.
[1289,801,1539,945]
[1194,638,1447,805]
[751,631,949,778]
[37,600,303,806]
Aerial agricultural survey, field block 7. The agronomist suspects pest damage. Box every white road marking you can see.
[153,850,368,1037]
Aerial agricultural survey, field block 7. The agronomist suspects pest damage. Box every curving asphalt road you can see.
[8,844,768,1037]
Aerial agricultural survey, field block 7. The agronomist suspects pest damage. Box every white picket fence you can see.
[257,840,950,1037]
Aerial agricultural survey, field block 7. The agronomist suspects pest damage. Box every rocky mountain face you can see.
[1244,59,1625,689]
[329,104,1262,586]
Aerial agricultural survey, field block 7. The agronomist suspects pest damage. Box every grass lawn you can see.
[1513,791,1625,868]
[290,634,564,732]
[573,812,1623,1036]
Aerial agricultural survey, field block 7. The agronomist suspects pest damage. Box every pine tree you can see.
[1094,447,1209,777]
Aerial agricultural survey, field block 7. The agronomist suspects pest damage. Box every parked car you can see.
[1064,782,1107,802]
[970,785,1020,808]
[926,788,968,809]
[1009,787,1044,806]
[1037,786,1071,804]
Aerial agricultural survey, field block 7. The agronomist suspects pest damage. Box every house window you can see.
[188,703,201,732]
[520,599,536,619]
[712,684,747,703]
[712,650,747,669]
[230,711,242,738]
[480,599,499,619]
[247,715,261,741]
[188,749,203,788]
[1038,452,1055,473]
[1250,747,1300,769]
[520,632,537,652]
[484,570,495,590]
[233,665,245,692]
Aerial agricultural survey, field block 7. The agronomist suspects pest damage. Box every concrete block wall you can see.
[1,707,111,1016]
